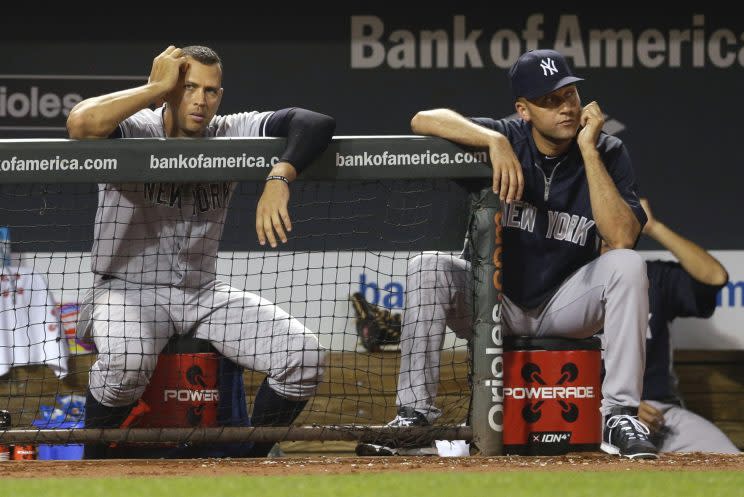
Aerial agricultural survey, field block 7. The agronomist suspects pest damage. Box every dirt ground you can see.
[2,452,743,478]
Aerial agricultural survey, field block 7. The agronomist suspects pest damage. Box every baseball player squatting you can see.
[357,49,657,459]
[634,198,738,453]
[66,45,335,458]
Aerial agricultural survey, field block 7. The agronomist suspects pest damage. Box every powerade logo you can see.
[505,386,595,399]
[162,389,219,402]
[186,364,208,388]
[0,75,147,136]
[162,364,218,426]
[514,363,587,423]
[162,365,218,403]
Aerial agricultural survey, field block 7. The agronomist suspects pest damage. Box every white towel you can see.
[0,265,68,378]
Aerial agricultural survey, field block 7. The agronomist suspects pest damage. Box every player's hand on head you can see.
[577,101,604,152]
[149,45,188,96]
[489,135,524,204]
[256,180,292,248]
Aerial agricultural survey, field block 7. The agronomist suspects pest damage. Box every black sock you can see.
[249,378,308,457]
[83,390,136,459]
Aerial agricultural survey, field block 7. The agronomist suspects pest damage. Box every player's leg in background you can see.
[646,400,740,453]
[85,281,173,458]
[397,252,472,423]
[356,252,473,456]
[193,281,326,457]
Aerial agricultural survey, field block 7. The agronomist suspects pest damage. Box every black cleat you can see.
[355,407,436,456]
[600,406,659,460]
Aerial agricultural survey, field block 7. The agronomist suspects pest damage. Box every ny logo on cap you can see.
[539,58,558,76]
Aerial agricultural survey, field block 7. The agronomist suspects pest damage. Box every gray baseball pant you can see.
[645,400,739,453]
[87,278,325,407]
[397,249,648,422]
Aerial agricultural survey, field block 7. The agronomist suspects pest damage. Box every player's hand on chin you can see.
[256,180,292,248]
[577,101,604,152]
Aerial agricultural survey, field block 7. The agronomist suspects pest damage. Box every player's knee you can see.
[410,252,449,274]
[407,254,426,275]
[409,253,453,289]
[103,372,150,406]
[92,350,158,407]
[298,337,327,383]
[303,346,327,383]
[277,339,326,399]
[90,369,150,407]
[603,249,648,287]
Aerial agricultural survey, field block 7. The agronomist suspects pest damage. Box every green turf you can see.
[5,471,744,497]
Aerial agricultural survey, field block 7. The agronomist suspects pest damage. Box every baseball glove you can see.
[350,292,402,352]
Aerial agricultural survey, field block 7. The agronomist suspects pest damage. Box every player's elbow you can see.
[411,109,451,135]
[410,111,431,134]
[317,113,336,142]
[708,266,729,287]
[65,110,88,139]
[66,107,107,139]
[611,237,636,250]
[603,230,639,250]
[605,218,642,250]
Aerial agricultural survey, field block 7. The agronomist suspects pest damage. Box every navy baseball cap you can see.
[509,49,584,100]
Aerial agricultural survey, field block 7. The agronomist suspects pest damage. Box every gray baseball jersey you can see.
[91,107,273,288]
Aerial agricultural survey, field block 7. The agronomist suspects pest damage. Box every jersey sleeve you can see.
[114,108,165,138]
[259,107,336,174]
[210,111,276,137]
[650,260,724,320]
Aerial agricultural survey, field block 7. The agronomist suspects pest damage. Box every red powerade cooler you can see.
[502,336,602,455]
[134,336,221,428]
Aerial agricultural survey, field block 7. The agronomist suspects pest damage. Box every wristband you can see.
[266,175,290,185]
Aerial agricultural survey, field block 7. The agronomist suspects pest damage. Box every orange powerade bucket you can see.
[502,336,602,455]
[137,342,221,428]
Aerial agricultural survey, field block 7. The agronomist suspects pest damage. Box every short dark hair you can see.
[182,45,222,70]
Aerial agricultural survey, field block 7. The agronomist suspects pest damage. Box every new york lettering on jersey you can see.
[143,182,233,214]
[501,200,595,247]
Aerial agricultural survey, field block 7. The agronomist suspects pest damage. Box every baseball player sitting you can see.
[634,198,738,453]
[67,45,335,458]
[357,49,657,459]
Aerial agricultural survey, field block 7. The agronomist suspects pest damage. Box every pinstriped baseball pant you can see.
[87,278,326,407]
